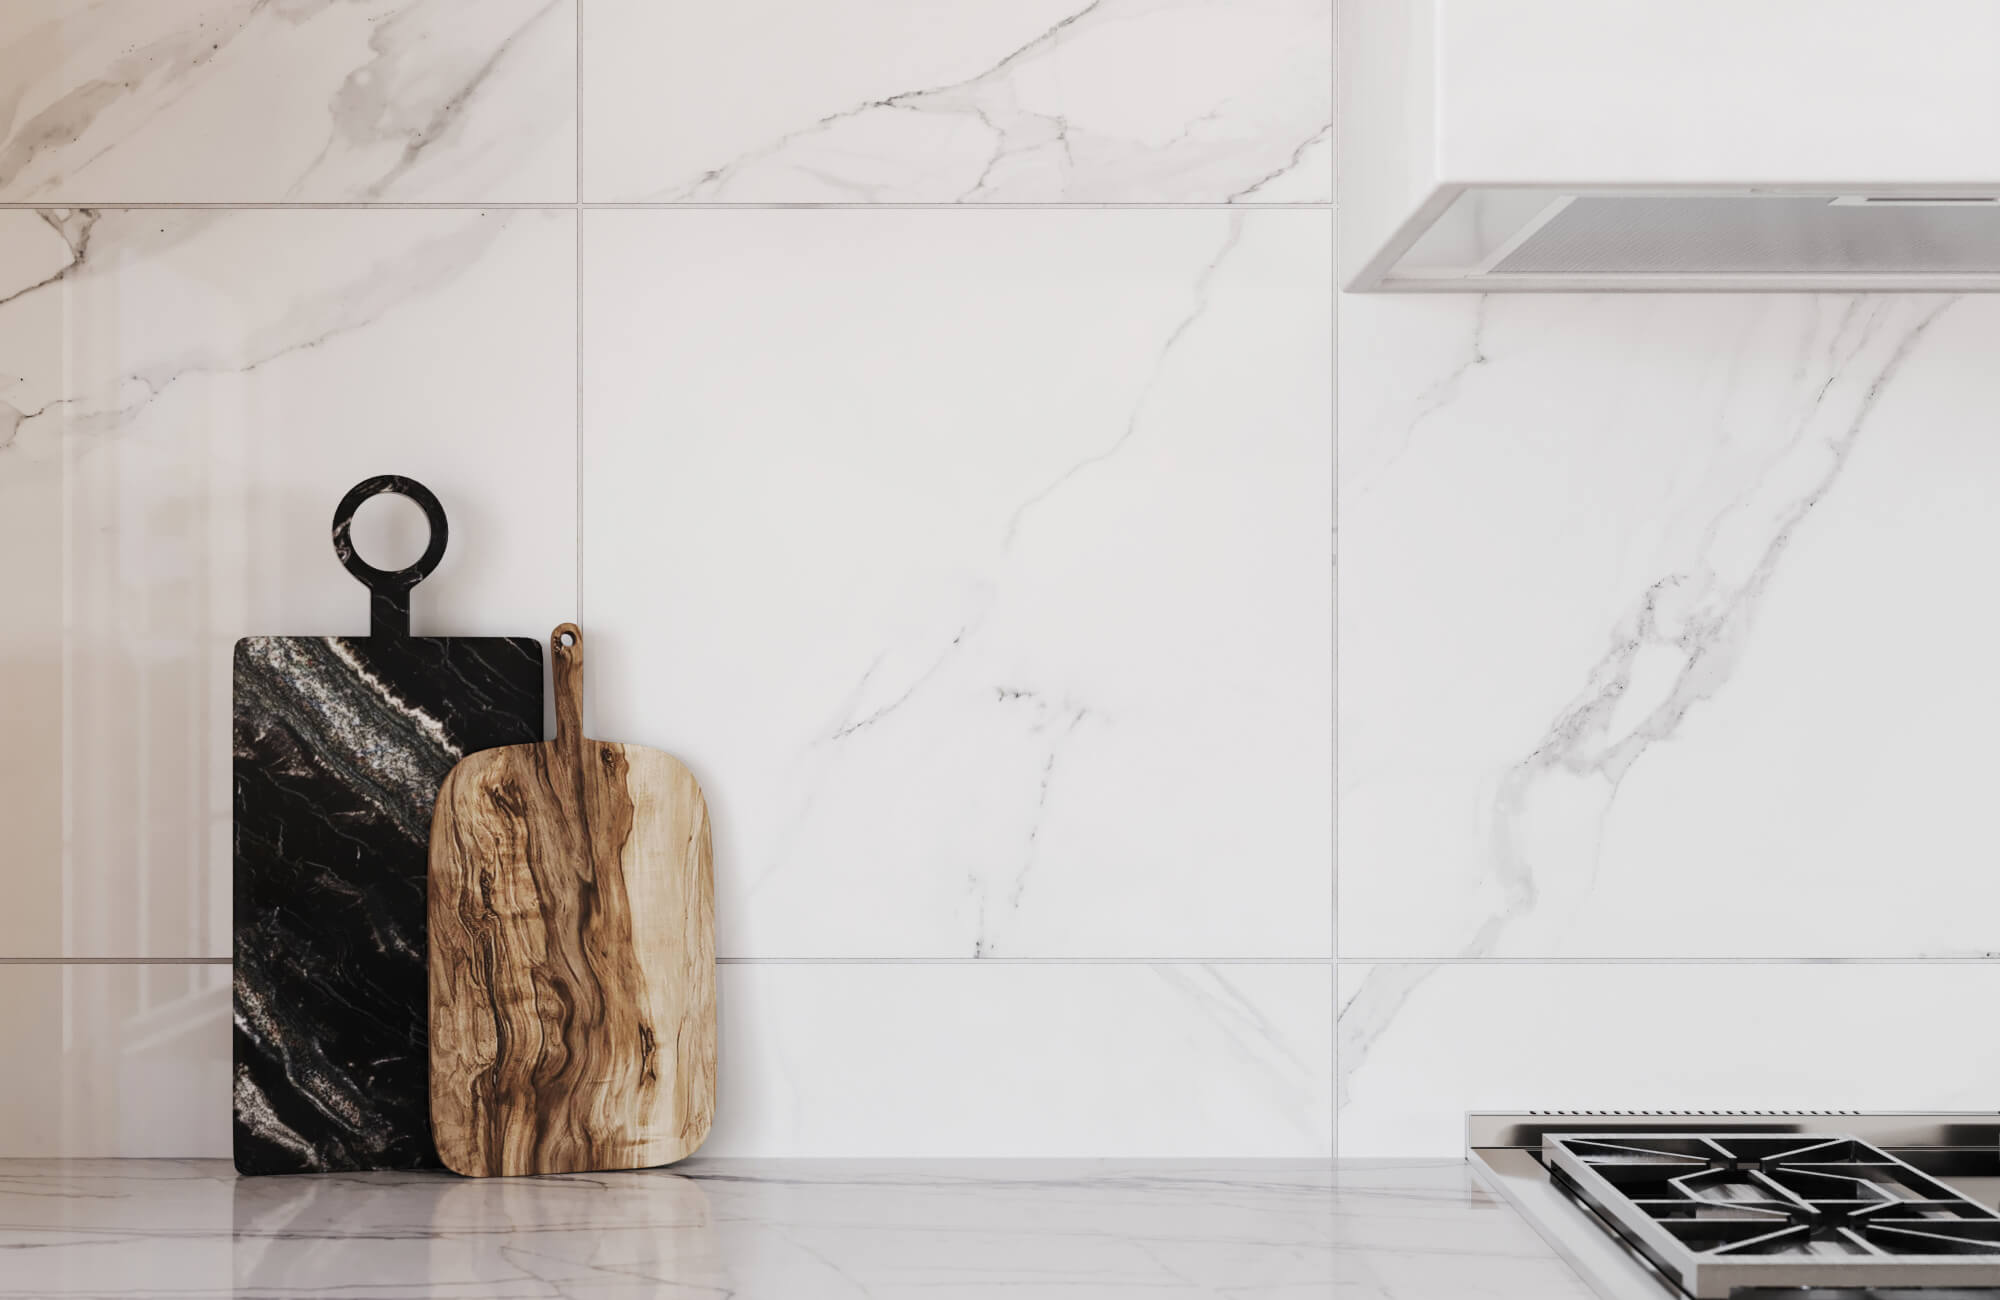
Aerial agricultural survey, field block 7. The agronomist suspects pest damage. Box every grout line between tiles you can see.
[12,956,2000,965]
[1327,0,1340,1157]
[588,202,1338,210]
[576,0,584,202]
[575,0,585,638]
[1328,297,1338,1154]
[0,201,1334,212]
[712,957,1340,965]
[0,202,575,210]
[0,956,1340,966]
[1335,956,2000,965]
[0,958,231,965]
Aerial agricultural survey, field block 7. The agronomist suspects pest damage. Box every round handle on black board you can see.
[331,475,449,637]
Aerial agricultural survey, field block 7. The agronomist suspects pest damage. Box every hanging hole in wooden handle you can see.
[551,623,584,752]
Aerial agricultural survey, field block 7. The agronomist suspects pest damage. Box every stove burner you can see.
[1544,1133,2000,1298]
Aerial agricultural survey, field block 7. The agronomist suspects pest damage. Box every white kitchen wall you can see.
[20,0,1977,1170]
[580,0,1332,202]
[0,1,1332,1157]
[1339,290,2000,1154]
[583,208,1331,961]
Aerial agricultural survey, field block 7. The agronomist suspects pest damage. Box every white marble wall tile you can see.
[0,963,1330,1157]
[0,1,576,203]
[583,209,1332,959]
[706,963,1332,1157]
[580,0,1333,203]
[0,207,577,958]
[1338,961,2000,1157]
[0,964,231,1158]
[1339,291,2000,959]
[0,216,66,958]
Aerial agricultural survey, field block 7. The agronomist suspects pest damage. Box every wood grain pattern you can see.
[428,623,715,1177]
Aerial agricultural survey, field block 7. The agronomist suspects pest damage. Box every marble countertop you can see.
[0,1157,1593,1298]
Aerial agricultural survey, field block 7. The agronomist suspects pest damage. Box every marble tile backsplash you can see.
[0,963,1329,1158]
[1340,292,1994,961]
[3,207,578,961]
[1339,290,2000,1153]
[583,208,1331,960]
[26,1,1975,1165]
[579,0,1333,203]
[0,0,1332,1157]
[0,1,577,203]
[1339,963,2000,1157]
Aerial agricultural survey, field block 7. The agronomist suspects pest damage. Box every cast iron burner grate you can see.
[1544,1133,2000,1298]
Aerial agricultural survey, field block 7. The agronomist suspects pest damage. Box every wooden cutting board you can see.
[428,622,716,1177]
[234,476,543,1175]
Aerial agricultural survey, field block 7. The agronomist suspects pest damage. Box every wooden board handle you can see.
[552,622,584,754]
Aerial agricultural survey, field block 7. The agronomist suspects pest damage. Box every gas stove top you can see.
[1471,1113,2000,1299]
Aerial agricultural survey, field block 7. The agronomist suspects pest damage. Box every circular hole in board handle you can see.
[346,493,430,571]
[330,475,448,638]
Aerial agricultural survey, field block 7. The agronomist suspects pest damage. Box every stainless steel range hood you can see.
[1339,2,2000,291]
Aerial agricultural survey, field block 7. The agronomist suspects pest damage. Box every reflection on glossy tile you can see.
[0,208,576,958]
[581,0,1333,202]
[584,209,1332,959]
[1338,292,2000,959]
[0,963,1328,1158]
[0,965,230,1159]
[0,1158,1334,1298]
[0,0,577,202]
[0,216,63,951]
[1338,962,2000,1157]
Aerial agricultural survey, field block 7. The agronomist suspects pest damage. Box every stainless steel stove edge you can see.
[1468,1110,2000,1150]
[1471,1142,1684,1300]
[1465,1111,2000,1300]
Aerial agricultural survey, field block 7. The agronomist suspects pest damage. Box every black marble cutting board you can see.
[232,476,542,1175]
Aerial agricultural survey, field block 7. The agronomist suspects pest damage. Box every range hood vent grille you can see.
[1493,195,2000,276]
[1830,195,2000,207]
[1339,0,2000,291]
[1373,190,2000,289]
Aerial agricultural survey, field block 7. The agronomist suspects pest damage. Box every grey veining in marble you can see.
[1333,292,2000,1158]
[581,0,1333,203]
[0,1158,1345,1298]
[0,0,576,202]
